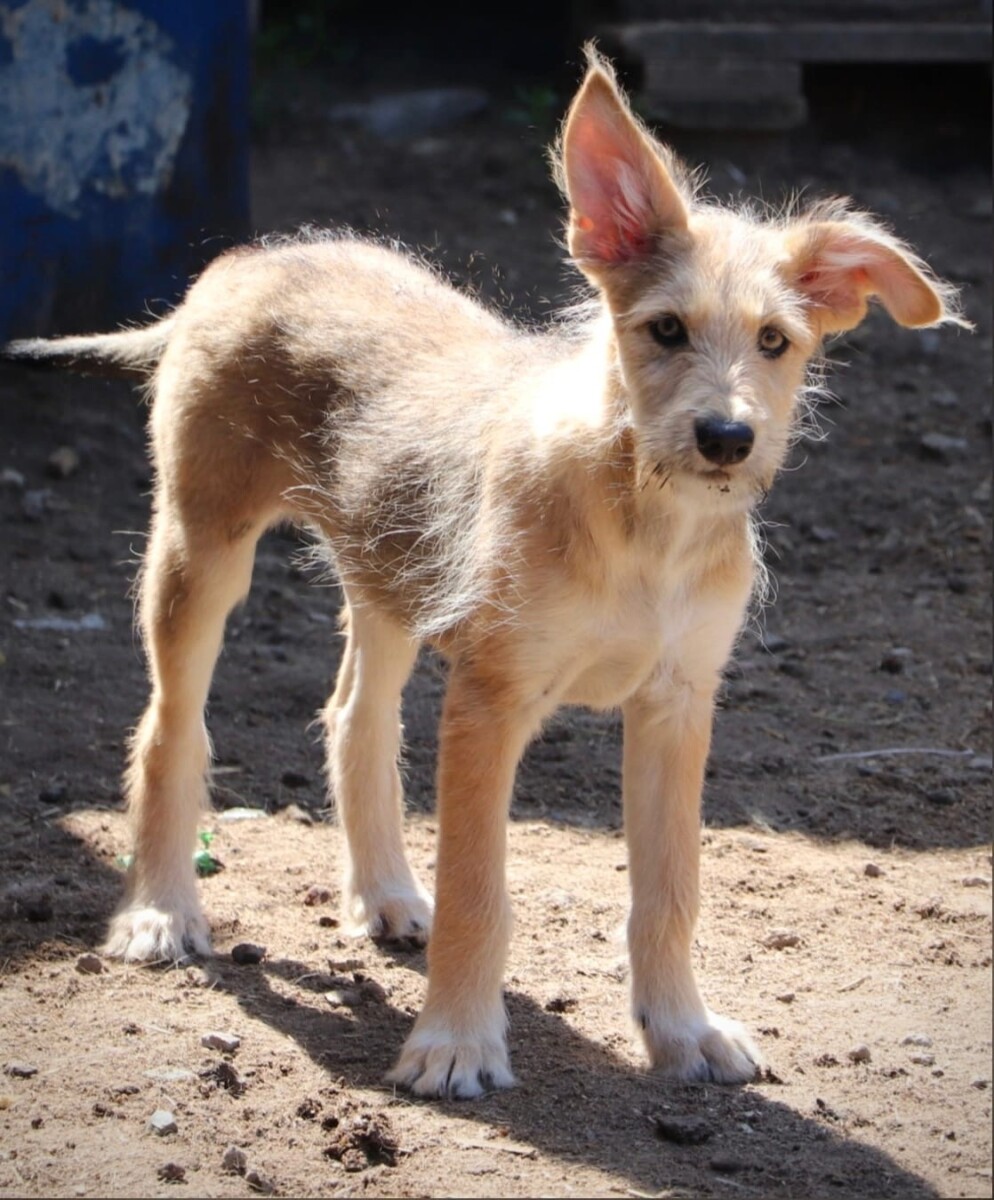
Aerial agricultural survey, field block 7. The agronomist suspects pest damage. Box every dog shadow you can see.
[213,946,941,1199]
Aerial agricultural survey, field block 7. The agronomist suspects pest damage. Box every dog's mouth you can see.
[651,457,769,504]
[639,439,768,502]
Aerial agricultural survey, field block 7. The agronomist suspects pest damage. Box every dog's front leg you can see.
[622,682,759,1083]
[388,664,533,1098]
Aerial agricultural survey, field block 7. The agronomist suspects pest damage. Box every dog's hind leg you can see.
[103,507,263,962]
[325,600,432,944]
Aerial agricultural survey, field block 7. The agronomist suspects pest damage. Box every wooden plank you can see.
[641,60,807,130]
[608,21,992,62]
[643,59,803,102]
[615,1,985,20]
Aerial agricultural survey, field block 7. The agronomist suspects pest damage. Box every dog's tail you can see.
[0,318,175,380]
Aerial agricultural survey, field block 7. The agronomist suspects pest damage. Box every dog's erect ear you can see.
[559,50,689,271]
[786,214,965,335]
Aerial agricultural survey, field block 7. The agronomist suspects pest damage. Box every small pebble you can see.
[157,1163,186,1183]
[961,876,990,888]
[762,930,801,950]
[864,862,884,878]
[22,488,53,520]
[201,1031,241,1054]
[231,943,266,965]
[246,1169,276,1195]
[218,807,269,822]
[879,649,911,674]
[920,431,968,460]
[544,996,579,1014]
[148,1109,178,1136]
[76,953,104,975]
[807,525,838,544]
[325,988,361,1008]
[38,781,70,804]
[184,966,215,988]
[775,992,795,1004]
[357,976,388,1003]
[971,1078,989,1090]
[46,446,81,479]
[303,885,332,906]
[710,1155,747,1174]
[3,1063,38,1078]
[282,804,314,825]
[654,1114,713,1145]
[208,1061,246,1095]
[926,789,956,807]
[318,915,339,928]
[848,1044,872,1064]
[901,1034,933,1048]
[221,1145,248,1175]
[910,1053,936,1067]
[0,467,25,489]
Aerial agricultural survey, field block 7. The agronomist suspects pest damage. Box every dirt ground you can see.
[0,49,991,1200]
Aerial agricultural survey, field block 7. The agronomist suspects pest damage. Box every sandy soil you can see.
[0,53,991,1200]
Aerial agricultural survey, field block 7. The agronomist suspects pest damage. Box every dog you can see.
[2,48,962,1098]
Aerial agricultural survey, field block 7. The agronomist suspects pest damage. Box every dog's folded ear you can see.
[558,48,690,275]
[785,210,968,335]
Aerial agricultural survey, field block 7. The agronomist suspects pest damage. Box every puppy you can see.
[2,49,962,1098]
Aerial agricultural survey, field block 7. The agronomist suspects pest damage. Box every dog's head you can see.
[555,48,965,506]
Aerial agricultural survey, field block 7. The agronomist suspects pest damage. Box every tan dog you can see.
[3,49,962,1098]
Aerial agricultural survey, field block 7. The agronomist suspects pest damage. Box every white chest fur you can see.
[514,504,756,716]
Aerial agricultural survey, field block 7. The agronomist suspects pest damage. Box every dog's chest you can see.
[555,575,694,710]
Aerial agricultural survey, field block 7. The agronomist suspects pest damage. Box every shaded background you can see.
[0,4,990,1198]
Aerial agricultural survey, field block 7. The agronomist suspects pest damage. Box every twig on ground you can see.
[814,747,975,765]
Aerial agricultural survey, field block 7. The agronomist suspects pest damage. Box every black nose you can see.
[694,418,755,466]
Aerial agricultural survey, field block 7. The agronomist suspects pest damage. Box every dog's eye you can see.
[651,315,689,349]
[758,326,789,358]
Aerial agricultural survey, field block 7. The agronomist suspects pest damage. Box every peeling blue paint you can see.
[0,0,249,337]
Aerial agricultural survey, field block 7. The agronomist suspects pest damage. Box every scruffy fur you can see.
[4,50,962,1098]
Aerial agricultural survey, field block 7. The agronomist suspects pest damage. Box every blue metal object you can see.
[0,0,250,337]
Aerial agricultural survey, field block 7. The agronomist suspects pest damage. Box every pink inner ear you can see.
[797,264,863,314]
[570,126,656,262]
[795,225,941,328]
[566,87,679,265]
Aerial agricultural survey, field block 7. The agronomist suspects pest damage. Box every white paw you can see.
[386,1020,515,1099]
[345,884,434,947]
[640,1008,761,1084]
[103,899,211,963]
